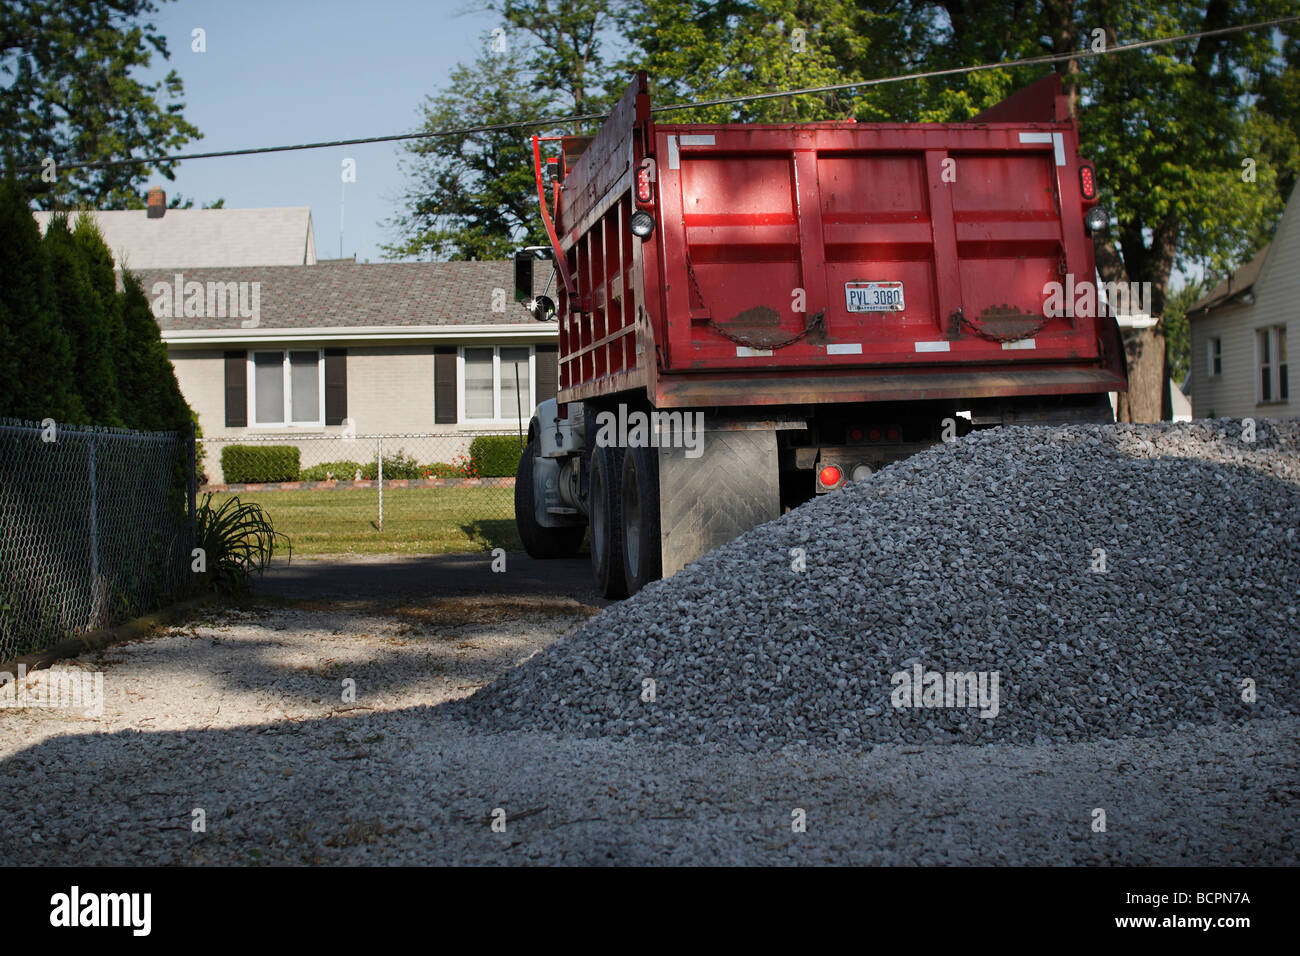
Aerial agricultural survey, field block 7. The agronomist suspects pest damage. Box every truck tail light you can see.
[886,427,900,440]
[636,164,654,203]
[630,210,655,238]
[1078,162,1097,201]
[818,465,842,488]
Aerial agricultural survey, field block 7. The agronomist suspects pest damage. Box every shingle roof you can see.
[32,207,316,270]
[136,261,552,331]
[1187,243,1271,317]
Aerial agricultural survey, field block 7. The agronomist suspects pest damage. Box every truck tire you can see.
[589,443,628,598]
[515,439,585,559]
[620,444,661,595]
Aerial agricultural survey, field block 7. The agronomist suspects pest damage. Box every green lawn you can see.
[211,486,525,556]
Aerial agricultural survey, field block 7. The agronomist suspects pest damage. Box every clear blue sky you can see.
[140,0,504,263]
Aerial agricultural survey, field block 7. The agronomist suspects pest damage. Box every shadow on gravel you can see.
[97,595,600,707]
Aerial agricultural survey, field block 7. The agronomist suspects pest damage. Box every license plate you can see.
[845,281,904,313]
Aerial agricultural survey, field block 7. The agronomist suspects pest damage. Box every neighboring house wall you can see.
[175,339,557,483]
[1188,186,1297,420]
[1187,302,1272,418]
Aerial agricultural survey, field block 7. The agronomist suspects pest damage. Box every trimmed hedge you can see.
[221,444,300,483]
[470,435,524,477]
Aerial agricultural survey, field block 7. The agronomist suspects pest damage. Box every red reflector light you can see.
[1079,163,1097,201]
[868,428,881,441]
[819,465,842,487]
[887,427,900,440]
[636,165,653,203]
[849,427,863,441]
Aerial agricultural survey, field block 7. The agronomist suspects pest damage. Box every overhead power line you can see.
[14,13,1299,176]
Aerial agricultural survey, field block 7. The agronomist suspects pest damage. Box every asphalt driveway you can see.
[257,551,605,605]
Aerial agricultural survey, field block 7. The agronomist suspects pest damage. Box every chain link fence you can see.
[0,418,194,661]
[198,432,531,556]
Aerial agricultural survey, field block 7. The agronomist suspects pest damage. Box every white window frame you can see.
[247,348,326,428]
[1254,326,1290,406]
[456,345,536,425]
[1206,337,1221,378]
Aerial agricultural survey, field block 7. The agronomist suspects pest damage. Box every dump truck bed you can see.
[544,72,1127,409]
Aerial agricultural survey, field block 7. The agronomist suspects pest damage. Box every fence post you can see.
[377,434,384,531]
[187,421,197,559]
[87,432,100,629]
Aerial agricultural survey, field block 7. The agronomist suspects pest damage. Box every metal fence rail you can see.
[198,432,525,550]
[0,418,193,661]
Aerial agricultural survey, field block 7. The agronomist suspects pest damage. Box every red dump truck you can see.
[513,71,1127,598]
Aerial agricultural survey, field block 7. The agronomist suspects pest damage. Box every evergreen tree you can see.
[73,216,129,420]
[43,214,121,425]
[0,177,81,423]
[118,271,188,433]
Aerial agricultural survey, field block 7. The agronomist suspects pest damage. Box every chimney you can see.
[146,186,166,218]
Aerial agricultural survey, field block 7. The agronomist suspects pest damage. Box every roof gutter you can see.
[160,323,558,345]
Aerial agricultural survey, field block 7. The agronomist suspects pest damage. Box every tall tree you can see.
[492,0,622,115]
[0,178,81,423]
[0,0,201,209]
[384,38,554,261]
[43,215,121,425]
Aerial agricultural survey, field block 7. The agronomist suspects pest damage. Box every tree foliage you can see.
[383,37,554,261]
[0,177,192,435]
[0,0,201,209]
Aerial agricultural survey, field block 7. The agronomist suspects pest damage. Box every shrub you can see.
[361,451,422,480]
[194,493,290,595]
[221,444,300,483]
[299,460,365,482]
[469,435,524,477]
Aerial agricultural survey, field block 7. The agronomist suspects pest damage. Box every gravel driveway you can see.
[1,596,1294,865]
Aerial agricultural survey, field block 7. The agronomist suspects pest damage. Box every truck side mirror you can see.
[514,251,534,304]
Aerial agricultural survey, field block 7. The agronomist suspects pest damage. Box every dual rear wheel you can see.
[588,443,661,599]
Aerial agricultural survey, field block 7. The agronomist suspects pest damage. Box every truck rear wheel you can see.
[620,444,661,595]
[589,444,628,598]
[515,439,585,559]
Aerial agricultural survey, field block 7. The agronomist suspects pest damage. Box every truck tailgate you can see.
[653,122,1099,372]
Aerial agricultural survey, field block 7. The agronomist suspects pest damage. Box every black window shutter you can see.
[434,346,457,424]
[224,351,247,427]
[535,343,559,404]
[324,349,347,426]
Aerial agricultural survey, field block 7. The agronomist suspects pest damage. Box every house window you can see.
[1280,327,1289,401]
[1207,337,1221,377]
[250,350,324,425]
[1256,326,1289,404]
[459,346,534,423]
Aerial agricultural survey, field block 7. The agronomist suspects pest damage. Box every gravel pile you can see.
[452,420,1300,747]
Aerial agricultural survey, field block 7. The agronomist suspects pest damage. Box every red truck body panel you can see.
[544,72,1127,410]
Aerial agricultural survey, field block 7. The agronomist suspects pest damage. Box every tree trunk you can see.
[1117,326,1166,422]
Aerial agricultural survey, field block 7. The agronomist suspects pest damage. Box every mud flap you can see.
[657,429,780,578]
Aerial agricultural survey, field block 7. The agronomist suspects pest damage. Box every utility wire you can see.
[13,13,1298,176]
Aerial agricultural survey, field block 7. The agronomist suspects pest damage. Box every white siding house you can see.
[1187,185,1296,419]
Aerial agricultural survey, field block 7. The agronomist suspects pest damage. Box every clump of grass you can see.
[194,493,291,595]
